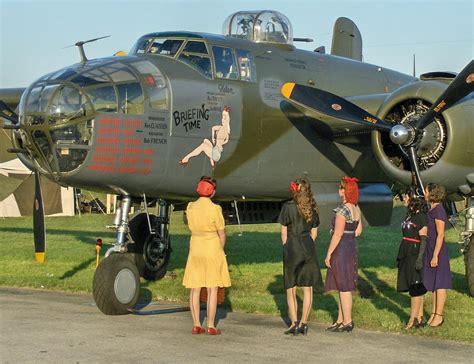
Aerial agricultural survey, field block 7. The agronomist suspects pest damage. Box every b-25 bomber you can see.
[1,10,473,313]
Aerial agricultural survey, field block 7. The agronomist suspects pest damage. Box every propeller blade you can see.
[407,146,425,196]
[415,60,474,130]
[281,83,393,132]
[0,100,19,124]
[33,171,46,263]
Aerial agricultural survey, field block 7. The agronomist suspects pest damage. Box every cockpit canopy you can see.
[222,10,293,45]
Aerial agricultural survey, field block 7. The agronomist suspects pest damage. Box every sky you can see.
[1,0,472,88]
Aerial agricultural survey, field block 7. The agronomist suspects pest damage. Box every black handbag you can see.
[409,271,427,297]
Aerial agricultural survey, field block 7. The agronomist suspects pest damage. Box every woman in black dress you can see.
[278,178,323,336]
[396,193,428,329]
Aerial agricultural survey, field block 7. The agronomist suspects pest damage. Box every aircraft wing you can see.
[281,82,392,139]
[0,88,26,110]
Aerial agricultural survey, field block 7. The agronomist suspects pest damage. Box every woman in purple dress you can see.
[325,176,362,333]
[423,183,452,327]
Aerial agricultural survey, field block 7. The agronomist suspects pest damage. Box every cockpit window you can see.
[182,41,208,55]
[236,49,256,82]
[130,38,152,54]
[212,46,238,80]
[147,38,184,56]
[178,40,212,78]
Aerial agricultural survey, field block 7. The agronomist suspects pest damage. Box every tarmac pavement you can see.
[1,287,473,363]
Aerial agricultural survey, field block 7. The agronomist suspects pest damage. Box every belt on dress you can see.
[330,230,356,235]
[192,231,218,237]
[403,237,421,244]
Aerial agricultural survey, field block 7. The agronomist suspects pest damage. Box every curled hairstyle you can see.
[426,183,446,203]
[292,178,319,223]
[406,196,428,218]
[341,176,359,205]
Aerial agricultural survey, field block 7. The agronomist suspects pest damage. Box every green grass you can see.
[0,209,473,342]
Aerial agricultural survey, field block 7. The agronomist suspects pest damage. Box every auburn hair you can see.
[292,178,319,223]
[426,183,446,203]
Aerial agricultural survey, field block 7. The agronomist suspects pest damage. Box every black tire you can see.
[92,253,140,315]
[465,235,474,297]
[128,213,172,281]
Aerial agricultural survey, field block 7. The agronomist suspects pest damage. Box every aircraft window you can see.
[72,69,110,87]
[178,54,212,78]
[228,14,255,40]
[100,63,136,83]
[48,86,92,124]
[87,86,118,113]
[37,85,61,112]
[236,49,256,82]
[131,60,169,110]
[25,86,43,113]
[182,41,208,55]
[148,38,184,56]
[117,82,144,115]
[212,46,239,80]
[130,38,152,54]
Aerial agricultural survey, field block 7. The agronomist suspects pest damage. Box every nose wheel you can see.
[92,253,140,315]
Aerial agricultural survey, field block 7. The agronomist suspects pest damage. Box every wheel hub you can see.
[114,268,137,304]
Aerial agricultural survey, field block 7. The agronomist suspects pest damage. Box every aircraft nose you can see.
[19,81,95,175]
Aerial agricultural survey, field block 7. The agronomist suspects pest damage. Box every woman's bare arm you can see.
[430,219,445,267]
[281,225,288,245]
[217,229,226,249]
[310,227,318,241]
[325,214,346,267]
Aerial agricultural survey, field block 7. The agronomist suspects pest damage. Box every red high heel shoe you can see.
[192,326,205,334]
[179,160,188,166]
[206,327,222,335]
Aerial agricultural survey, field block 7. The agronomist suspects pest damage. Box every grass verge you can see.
[0,211,472,342]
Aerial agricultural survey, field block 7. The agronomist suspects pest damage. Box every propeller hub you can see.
[389,124,415,146]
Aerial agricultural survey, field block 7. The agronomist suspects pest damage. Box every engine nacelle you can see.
[372,79,474,198]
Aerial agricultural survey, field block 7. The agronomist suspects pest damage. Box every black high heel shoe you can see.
[284,322,298,335]
[296,323,308,336]
[334,322,354,333]
[326,321,342,331]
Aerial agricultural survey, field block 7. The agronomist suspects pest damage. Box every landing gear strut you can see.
[92,196,172,315]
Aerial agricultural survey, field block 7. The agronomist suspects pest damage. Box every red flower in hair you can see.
[343,176,359,183]
[290,181,300,193]
[223,105,231,112]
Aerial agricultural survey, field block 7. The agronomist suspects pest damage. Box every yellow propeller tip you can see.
[35,252,45,263]
[281,83,295,98]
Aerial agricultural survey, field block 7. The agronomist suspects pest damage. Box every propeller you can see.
[33,171,46,263]
[415,60,474,130]
[281,60,474,193]
[1,99,46,262]
[281,83,393,132]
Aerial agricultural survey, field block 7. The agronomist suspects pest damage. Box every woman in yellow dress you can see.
[182,176,231,335]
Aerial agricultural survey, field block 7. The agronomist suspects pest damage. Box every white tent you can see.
[0,130,74,217]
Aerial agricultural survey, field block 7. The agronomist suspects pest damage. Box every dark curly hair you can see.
[406,196,428,218]
[293,178,319,223]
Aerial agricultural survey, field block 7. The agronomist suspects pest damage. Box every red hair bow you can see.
[343,176,359,183]
[290,181,300,193]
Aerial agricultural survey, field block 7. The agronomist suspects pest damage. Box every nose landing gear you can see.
[92,196,172,315]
